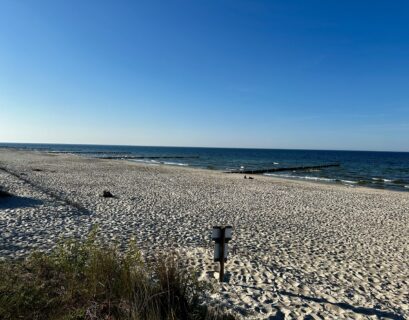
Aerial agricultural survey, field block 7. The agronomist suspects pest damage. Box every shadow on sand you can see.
[236,284,404,320]
[0,195,43,209]
[279,291,405,320]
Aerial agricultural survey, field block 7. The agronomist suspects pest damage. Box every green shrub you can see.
[0,231,236,320]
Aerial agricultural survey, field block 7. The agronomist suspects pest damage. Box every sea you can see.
[1,143,408,192]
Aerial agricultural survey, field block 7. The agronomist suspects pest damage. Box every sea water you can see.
[1,143,408,192]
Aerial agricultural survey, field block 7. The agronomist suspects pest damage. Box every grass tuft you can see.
[0,230,236,320]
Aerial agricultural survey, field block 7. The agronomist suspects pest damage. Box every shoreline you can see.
[1,149,409,319]
[1,146,408,193]
[122,157,408,195]
[36,148,408,195]
[56,151,409,194]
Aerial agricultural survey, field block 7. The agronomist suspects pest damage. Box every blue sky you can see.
[0,0,408,151]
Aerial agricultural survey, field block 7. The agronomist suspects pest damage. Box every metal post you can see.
[219,227,225,282]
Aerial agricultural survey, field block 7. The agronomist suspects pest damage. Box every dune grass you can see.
[0,230,236,320]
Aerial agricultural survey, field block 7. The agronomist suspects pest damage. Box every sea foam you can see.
[372,177,393,183]
[264,173,335,183]
[163,161,188,166]
[341,180,358,184]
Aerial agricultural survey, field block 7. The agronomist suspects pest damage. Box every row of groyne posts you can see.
[225,163,340,174]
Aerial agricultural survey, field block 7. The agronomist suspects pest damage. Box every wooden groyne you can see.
[225,163,340,174]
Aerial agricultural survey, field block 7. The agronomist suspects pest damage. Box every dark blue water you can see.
[1,143,409,192]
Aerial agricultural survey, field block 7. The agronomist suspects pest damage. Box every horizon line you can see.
[0,141,408,154]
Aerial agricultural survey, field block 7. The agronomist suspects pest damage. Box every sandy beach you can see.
[1,149,408,319]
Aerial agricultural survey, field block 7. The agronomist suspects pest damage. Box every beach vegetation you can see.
[0,230,236,320]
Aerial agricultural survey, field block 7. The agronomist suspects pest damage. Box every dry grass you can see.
[0,230,236,320]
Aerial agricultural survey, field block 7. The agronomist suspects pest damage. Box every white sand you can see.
[1,149,408,319]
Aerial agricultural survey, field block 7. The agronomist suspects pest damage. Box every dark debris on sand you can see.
[102,190,115,198]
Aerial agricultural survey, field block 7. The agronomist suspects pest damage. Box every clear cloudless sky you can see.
[1,0,408,151]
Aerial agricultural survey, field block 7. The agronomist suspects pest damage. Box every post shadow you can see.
[236,284,405,320]
[0,195,43,209]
